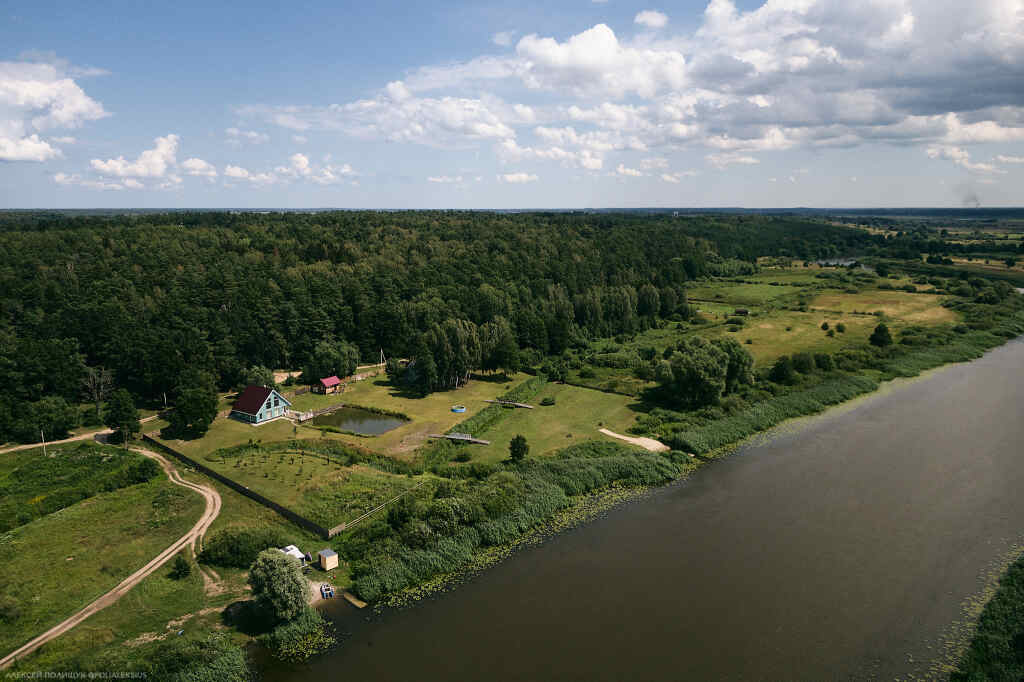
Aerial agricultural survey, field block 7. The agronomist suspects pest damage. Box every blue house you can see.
[231,385,292,424]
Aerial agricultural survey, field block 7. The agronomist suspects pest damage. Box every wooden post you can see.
[40,429,47,457]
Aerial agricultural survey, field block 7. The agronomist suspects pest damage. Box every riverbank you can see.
[951,546,1024,680]
[265,333,1024,681]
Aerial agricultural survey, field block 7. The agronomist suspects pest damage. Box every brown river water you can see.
[263,338,1024,681]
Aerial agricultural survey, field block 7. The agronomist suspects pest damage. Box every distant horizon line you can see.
[3,206,1023,213]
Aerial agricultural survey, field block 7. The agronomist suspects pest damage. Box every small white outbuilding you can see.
[280,545,305,563]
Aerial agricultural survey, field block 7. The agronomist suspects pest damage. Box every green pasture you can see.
[468,383,641,464]
[0,478,206,658]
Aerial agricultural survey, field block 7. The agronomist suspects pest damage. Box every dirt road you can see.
[0,416,159,456]
[0,447,221,669]
[598,428,670,452]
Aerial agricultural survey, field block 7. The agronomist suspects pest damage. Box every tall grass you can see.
[665,374,879,454]
[666,310,1024,455]
[951,552,1024,681]
[346,441,680,602]
[0,442,160,531]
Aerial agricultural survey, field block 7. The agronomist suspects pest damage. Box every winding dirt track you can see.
[0,447,221,669]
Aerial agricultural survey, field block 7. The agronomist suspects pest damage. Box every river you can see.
[265,338,1024,681]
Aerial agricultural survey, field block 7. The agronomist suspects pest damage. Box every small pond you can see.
[312,407,406,435]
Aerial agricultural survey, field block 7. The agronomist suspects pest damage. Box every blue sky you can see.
[2,0,1023,208]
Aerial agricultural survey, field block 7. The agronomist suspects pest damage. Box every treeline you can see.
[0,211,874,442]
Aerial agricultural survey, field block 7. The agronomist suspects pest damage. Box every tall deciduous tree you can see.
[166,370,219,438]
[248,549,308,622]
[104,388,141,444]
[81,366,113,421]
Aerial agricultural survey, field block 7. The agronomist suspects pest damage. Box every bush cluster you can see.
[198,527,293,568]
[346,442,681,602]
[259,607,334,662]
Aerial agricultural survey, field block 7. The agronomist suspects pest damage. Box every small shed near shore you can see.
[319,548,339,571]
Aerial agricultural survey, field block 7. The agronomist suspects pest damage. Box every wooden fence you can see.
[141,434,332,539]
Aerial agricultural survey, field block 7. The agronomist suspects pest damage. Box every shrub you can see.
[259,607,334,662]
[768,356,795,384]
[791,353,815,373]
[540,396,556,406]
[170,553,192,580]
[820,322,829,330]
[199,527,292,568]
[813,353,835,371]
[835,322,846,333]
[870,323,893,347]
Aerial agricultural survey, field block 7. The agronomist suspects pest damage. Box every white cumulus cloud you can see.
[91,134,179,177]
[926,146,1004,174]
[0,58,108,161]
[181,157,217,177]
[634,10,668,29]
[492,31,516,47]
[225,127,269,144]
[616,163,643,177]
[224,164,277,185]
[499,172,538,183]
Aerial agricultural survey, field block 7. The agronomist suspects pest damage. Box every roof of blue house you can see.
[233,385,272,415]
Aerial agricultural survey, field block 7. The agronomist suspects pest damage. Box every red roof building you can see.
[231,385,291,424]
[317,375,341,394]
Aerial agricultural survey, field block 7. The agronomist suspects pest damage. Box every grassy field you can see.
[701,310,879,365]
[808,290,956,323]
[310,372,529,457]
[197,443,426,529]
[9,468,332,674]
[154,415,325,459]
[468,383,642,463]
[0,442,159,532]
[686,281,802,307]
[0,477,206,658]
[157,373,525,462]
[570,270,961,372]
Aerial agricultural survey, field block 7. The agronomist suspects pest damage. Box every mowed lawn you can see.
[154,416,326,459]
[319,372,530,457]
[468,383,641,464]
[0,478,206,658]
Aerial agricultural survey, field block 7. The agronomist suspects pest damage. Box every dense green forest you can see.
[0,211,875,442]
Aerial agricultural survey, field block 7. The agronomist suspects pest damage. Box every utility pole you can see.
[40,428,47,457]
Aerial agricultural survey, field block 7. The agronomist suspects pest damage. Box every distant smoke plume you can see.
[954,182,981,208]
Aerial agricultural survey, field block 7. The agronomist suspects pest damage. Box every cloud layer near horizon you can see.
[4,0,1024,202]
